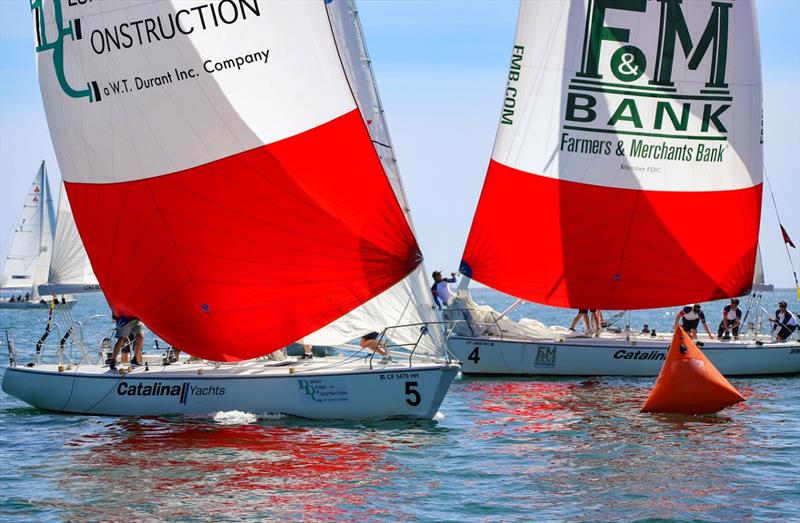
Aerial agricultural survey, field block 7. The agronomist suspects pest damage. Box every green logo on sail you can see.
[563,0,734,144]
[31,0,100,103]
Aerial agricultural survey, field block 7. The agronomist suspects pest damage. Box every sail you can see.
[300,0,442,355]
[1,162,55,293]
[34,1,420,361]
[461,0,763,310]
[39,183,100,295]
[750,246,773,292]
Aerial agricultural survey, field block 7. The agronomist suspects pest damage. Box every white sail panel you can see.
[492,0,762,192]
[1,162,54,291]
[301,266,443,356]
[37,0,356,185]
[751,246,773,292]
[40,183,99,295]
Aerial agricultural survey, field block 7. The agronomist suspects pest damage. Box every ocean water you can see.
[1,290,798,522]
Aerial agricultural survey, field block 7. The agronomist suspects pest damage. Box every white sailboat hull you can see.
[2,360,459,419]
[0,299,75,310]
[448,336,800,377]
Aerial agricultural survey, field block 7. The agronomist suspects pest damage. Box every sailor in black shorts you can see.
[717,298,742,340]
[673,304,714,340]
[770,301,798,341]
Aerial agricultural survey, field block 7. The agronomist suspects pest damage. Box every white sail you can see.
[38,183,99,295]
[1,162,55,295]
[751,246,773,292]
[296,0,443,356]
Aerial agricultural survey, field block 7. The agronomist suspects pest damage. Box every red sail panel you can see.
[461,161,762,310]
[67,110,419,361]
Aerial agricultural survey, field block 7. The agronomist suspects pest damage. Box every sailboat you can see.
[3,0,458,418]
[37,183,100,296]
[0,161,71,309]
[445,0,799,376]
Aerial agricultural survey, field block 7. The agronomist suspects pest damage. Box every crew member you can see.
[770,300,798,341]
[673,304,714,340]
[717,298,742,340]
[107,316,145,370]
[431,270,458,309]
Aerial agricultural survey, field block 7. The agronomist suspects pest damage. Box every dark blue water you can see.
[1,291,798,522]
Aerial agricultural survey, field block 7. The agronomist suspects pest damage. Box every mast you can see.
[31,162,55,299]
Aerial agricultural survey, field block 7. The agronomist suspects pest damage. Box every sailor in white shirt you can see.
[717,298,742,340]
[673,303,714,340]
[431,270,458,309]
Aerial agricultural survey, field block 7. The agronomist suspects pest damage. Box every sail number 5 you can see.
[405,381,421,406]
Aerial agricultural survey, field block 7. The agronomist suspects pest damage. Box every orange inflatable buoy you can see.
[641,327,745,414]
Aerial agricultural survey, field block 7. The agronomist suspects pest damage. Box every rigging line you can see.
[763,168,799,285]
[371,140,391,149]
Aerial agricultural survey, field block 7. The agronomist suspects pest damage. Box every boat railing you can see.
[3,311,117,368]
[367,320,463,368]
[3,329,18,367]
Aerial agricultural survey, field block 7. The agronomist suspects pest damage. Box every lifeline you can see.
[89,0,261,55]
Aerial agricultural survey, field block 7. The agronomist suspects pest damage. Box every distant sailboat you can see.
[38,183,100,296]
[445,0,799,376]
[4,0,458,418]
[0,161,63,309]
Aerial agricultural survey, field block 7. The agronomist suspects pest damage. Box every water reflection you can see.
[455,377,775,521]
[56,418,400,521]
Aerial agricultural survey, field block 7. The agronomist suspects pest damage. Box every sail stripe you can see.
[65,109,419,361]
[463,161,762,310]
[36,0,424,361]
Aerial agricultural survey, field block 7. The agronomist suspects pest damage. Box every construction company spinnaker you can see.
[33,0,424,362]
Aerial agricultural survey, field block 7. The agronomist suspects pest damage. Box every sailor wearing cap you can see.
[770,301,798,341]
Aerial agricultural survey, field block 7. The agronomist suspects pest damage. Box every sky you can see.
[0,0,798,287]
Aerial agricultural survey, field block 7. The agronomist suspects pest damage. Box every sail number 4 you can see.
[468,347,481,364]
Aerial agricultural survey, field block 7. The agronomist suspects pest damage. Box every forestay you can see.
[1,162,55,295]
[39,183,100,296]
[461,0,763,310]
[34,0,423,361]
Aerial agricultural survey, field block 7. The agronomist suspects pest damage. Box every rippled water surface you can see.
[1,291,799,522]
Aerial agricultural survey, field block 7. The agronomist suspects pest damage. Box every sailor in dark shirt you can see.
[673,303,714,340]
[717,298,743,340]
[770,300,798,341]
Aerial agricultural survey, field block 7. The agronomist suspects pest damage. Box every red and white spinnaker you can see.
[35,0,429,361]
[461,0,763,310]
